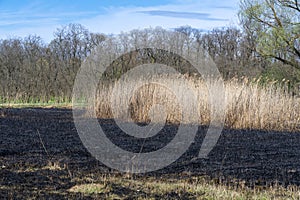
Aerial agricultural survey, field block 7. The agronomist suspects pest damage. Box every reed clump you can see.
[95,75,300,131]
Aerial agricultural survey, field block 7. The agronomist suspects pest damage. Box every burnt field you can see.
[1,107,300,199]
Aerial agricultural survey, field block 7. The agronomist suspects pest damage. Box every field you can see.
[1,107,300,199]
[1,0,299,198]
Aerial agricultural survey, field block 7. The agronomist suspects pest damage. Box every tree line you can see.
[0,24,105,102]
[0,0,299,103]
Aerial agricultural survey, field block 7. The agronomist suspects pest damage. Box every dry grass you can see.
[68,173,300,199]
[95,74,300,131]
[0,102,72,109]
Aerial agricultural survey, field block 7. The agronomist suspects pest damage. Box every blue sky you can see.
[0,0,240,43]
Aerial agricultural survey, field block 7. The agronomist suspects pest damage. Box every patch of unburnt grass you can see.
[68,173,300,199]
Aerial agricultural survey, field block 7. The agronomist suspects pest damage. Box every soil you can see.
[1,107,300,199]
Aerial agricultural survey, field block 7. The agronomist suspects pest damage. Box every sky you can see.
[0,0,240,43]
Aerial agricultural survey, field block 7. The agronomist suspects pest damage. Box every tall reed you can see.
[95,75,300,131]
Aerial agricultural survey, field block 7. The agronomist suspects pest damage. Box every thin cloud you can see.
[137,10,228,21]
[0,10,97,27]
[0,0,240,42]
[0,18,59,27]
[214,6,236,10]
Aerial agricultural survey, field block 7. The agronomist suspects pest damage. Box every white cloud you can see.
[0,0,240,43]
[79,1,240,36]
